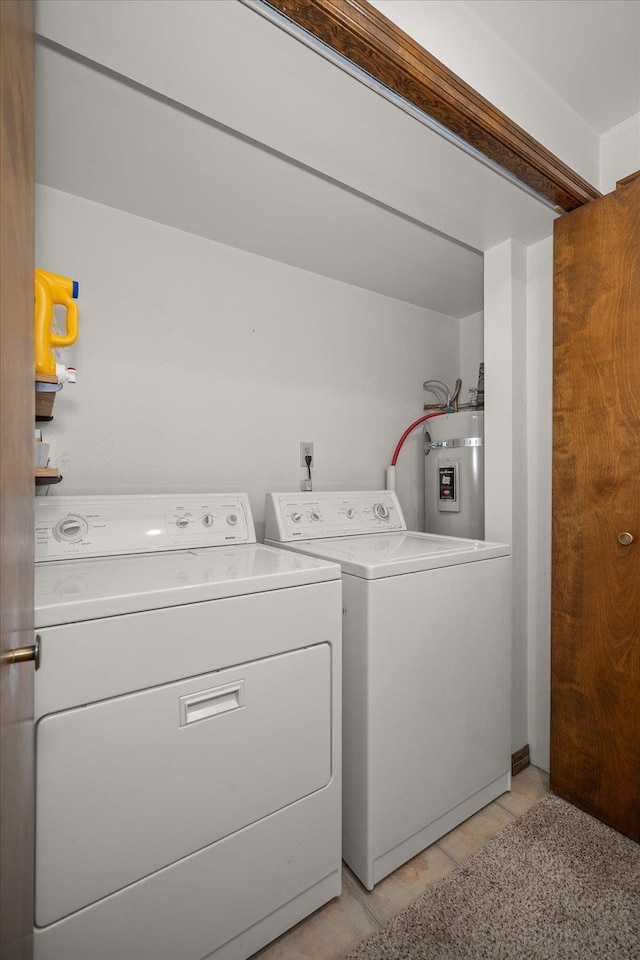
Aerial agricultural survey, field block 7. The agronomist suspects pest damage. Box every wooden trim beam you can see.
[617,169,640,188]
[264,0,601,211]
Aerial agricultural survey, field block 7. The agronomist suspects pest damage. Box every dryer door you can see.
[36,643,332,926]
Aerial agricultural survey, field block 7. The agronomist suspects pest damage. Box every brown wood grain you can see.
[617,169,640,188]
[511,744,530,777]
[263,0,600,211]
[0,0,35,956]
[551,176,640,840]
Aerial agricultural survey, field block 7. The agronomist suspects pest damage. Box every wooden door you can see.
[551,173,640,840]
[0,1,35,957]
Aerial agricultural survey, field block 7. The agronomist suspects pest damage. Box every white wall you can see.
[600,113,640,194]
[484,240,528,756]
[483,233,553,772]
[525,236,553,772]
[481,230,553,771]
[36,186,460,537]
[459,311,483,403]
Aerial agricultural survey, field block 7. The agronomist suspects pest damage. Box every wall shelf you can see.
[35,375,62,485]
[36,373,62,420]
[35,468,62,486]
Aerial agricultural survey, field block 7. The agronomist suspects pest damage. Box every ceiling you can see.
[461,0,640,134]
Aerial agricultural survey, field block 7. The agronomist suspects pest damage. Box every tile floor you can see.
[252,765,550,960]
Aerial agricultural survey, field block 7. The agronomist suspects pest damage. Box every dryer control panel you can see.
[36,493,256,561]
[265,491,406,541]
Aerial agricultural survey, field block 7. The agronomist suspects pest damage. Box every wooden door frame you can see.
[0,1,35,957]
[260,0,601,212]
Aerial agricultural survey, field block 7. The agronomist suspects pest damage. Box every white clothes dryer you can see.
[34,493,342,960]
[265,490,511,890]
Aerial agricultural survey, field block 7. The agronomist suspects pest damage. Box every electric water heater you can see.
[424,410,484,539]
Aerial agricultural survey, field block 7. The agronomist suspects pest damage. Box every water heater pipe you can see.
[388,412,447,491]
[386,465,397,491]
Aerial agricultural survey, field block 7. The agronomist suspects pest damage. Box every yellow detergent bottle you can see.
[34,269,79,376]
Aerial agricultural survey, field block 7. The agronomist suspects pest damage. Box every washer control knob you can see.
[176,517,190,529]
[346,508,355,519]
[291,512,302,523]
[373,503,390,521]
[227,514,238,526]
[54,516,88,542]
[202,514,214,527]
[310,511,321,521]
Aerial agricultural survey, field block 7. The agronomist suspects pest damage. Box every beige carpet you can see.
[345,793,640,960]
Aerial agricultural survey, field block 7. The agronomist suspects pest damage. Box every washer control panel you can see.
[36,494,255,561]
[265,491,406,541]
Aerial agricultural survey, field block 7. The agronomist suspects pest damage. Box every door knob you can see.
[1,634,40,669]
[618,532,634,546]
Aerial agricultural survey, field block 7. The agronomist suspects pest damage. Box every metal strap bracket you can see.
[424,436,483,454]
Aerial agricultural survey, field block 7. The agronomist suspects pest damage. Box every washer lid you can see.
[35,543,340,627]
[266,531,510,579]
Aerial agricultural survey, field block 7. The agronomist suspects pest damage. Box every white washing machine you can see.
[265,490,511,890]
[34,493,342,960]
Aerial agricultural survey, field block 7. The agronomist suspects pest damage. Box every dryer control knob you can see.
[310,511,321,521]
[54,516,88,541]
[176,517,190,529]
[227,514,238,526]
[291,512,302,522]
[202,514,214,527]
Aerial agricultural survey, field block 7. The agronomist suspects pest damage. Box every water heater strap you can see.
[425,437,483,450]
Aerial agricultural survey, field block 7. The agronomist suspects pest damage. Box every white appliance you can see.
[424,410,484,539]
[34,493,342,960]
[265,490,511,890]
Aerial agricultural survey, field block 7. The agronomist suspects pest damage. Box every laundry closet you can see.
[36,10,474,528]
[29,3,565,959]
[34,0,556,535]
[33,0,562,862]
